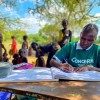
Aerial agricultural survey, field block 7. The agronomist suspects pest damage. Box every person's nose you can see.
[83,39,89,45]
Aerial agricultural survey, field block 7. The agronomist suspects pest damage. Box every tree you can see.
[29,0,100,34]
[0,20,5,32]
[39,24,60,42]
[0,0,100,40]
[0,0,22,31]
[28,33,48,45]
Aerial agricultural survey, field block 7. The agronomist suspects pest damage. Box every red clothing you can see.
[11,39,18,54]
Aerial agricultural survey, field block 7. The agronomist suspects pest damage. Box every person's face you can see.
[62,21,67,29]
[53,44,60,50]
[80,32,97,49]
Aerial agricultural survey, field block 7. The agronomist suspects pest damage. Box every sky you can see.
[0,0,100,35]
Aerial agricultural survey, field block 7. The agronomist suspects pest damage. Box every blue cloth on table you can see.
[0,91,11,100]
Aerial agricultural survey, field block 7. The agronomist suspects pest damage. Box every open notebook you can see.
[51,67,100,81]
[0,67,58,82]
[0,67,100,82]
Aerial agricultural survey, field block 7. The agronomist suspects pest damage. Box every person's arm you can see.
[74,65,100,72]
[74,47,100,72]
[41,57,46,67]
[69,30,72,42]
[92,67,100,72]
[50,43,75,72]
[50,58,74,72]
[92,49,100,72]
[2,44,7,54]
[27,42,28,49]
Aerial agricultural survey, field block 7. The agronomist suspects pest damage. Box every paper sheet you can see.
[51,67,100,81]
[1,67,100,82]
[0,67,58,82]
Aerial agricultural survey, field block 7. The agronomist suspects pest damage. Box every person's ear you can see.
[80,32,82,37]
[95,36,97,40]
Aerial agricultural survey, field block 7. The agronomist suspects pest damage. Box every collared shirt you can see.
[76,41,93,50]
[53,41,93,62]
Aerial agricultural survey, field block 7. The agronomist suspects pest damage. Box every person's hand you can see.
[74,65,95,72]
[87,66,97,71]
[60,63,74,72]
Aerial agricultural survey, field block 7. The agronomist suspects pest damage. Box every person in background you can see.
[12,49,27,65]
[12,54,19,65]
[18,49,28,64]
[42,42,60,67]
[10,36,18,56]
[35,51,46,67]
[31,42,60,67]
[31,42,45,67]
[58,19,72,47]
[0,33,7,62]
[22,35,28,59]
[50,23,100,72]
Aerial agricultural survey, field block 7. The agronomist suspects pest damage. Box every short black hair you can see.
[82,23,98,35]
[62,19,68,25]
[23,35,28,40]
[31,42,39,50]
[13,54,19,58]
[11,36,15,39]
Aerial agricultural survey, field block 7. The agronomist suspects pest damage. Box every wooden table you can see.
[0,81,100,100]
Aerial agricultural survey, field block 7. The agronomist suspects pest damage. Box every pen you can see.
[62,55,68,63]
[62,55,74,72]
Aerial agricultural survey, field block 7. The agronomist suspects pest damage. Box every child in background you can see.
[0,33,7,62]
[18,49,27,64]
[12,49,27,65]
[11,36,18,55]
[31,42,46,67]
[35,48,46,67]
[12,54,19,65]
[22,35,28,59]
[31,42,60,67]
[58,19,72,47]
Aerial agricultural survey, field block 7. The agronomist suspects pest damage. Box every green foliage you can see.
[10,30,27,43]
[72,36,79,42]
[95,36,100,44]
[29,0,100,35]
[2,29,48,46]
[0,20,5,32]
[39,24,60,42]
[3,30,27,44]
[28,33,48,45]
[0,0,100,46]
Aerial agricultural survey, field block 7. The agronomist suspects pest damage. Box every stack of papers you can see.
[0,67,58,82]
[51,67,100,81]
[0,67,100,82]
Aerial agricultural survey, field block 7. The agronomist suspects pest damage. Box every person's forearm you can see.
[94,67,100,72]
[4,48,7,53]
[88,66,100,72]
[50,59,62,68]
[2,45,7,53]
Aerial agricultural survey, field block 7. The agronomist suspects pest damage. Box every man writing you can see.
[50,23,100,72]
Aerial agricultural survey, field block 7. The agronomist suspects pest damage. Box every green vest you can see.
[55,42,100,67]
